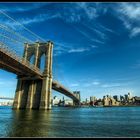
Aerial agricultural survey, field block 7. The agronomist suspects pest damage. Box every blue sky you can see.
[0,2,140,101]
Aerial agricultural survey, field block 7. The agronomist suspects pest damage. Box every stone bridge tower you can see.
[13,41,53,110]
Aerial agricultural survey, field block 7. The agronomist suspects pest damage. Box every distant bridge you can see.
[0,97,14,100]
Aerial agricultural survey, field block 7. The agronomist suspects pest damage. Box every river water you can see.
[0,106,140,137]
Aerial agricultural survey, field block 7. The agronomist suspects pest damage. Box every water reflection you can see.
[7,109,52,137]
[1,106,140,137]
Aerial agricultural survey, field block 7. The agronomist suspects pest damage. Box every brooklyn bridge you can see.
[0,10,80,110]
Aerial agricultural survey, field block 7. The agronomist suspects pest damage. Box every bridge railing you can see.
[0,42,42,75]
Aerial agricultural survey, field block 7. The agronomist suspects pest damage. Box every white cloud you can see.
[68,48,89,53]
[99,24,118,35]
[101,83,121,88]
[120,17,131,30]
[61,2,98,23]
[92,81,100,85]
[21,13,60,25]
[0,13,60,27]
[0,2,100,24]
[130,27,140,37]
[93,28,107,40]
[119,3,140,20]
[116,3,140,37]
[91,45,98,48]
[83,80,121,88]
[82,23,108,40]
[83,80,100,87]
[74,26,104,44]
[54,41,91,55]
[70,83,79,87]
[77,2,98,19]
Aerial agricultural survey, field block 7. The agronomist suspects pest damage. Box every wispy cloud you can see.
[92,81,100,85]
[58,2,99,23]
[115,3,140,37]
[20,13,60,25]
[68,48,89,53]
[99,24,119,35]
[83,80,100,87]
[91,45,98,48]
[101,83,121,88]
[130,27,140,37]
[0,12,60,27]
[83,80,122,88]
[118,3,140,20]
[82,23,108,40]
[53,41,91,56]
[70,83,79,87]
[76,2,98,19]
[0,2,100,24]
[54,42,68,56]
[74,26,105,44]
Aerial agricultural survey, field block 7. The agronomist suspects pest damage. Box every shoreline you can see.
[1,105,140,108]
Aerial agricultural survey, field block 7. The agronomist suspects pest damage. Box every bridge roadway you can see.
[0,46,79,103]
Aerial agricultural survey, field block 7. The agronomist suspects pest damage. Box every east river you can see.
[0,106,140,137]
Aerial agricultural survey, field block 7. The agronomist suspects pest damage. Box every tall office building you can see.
[90,96,96,102]
[113,95,119,101]
[73,91,81,101]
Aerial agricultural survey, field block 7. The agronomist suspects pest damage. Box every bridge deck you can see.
[0,47,42,77]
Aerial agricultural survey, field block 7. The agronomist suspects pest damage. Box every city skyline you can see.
[0,2,140,101]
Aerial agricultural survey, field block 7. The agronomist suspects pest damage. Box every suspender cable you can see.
[0,10,46,42]
[0,24,33,43]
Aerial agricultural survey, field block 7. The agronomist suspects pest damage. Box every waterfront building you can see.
[113,95,119,101]
[85,98,90,104]
[111,97,120,106]
[89,96,97,106]
[128,92,132,100]
[103,96,110,106]
[0,101,13,106]
[124,94,128,101]
[96,101,103,106]
[73,91,81,101]
[103,95,119,106]
[134,96,140,105]
[132,97,135,103]
[64,99,73,106]
[120,95,125,102]
[52,96,60,106]
[81,101,86,105]
[58,99,65,106]
[90,96,96,102]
